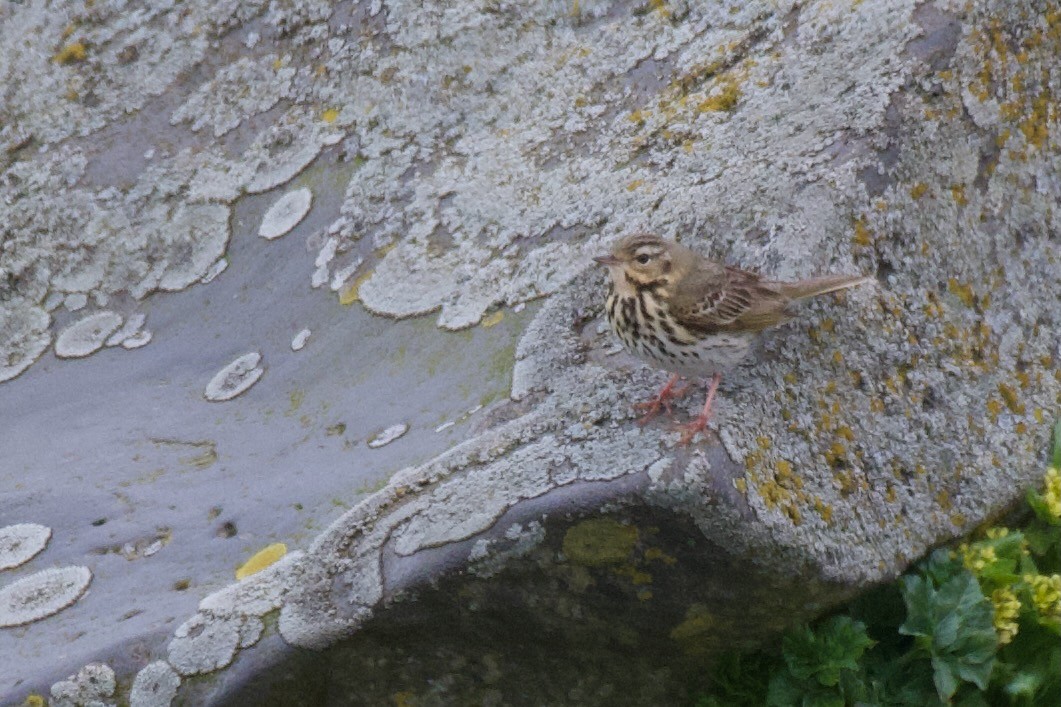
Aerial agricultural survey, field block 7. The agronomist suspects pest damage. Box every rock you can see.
[1,0,1058,704]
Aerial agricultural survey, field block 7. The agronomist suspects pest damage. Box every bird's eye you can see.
[635,254,651,264]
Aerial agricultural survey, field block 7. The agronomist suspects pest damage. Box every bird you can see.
[594,232,872,444]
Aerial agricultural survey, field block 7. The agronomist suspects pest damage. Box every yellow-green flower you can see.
[991,587,1021,644]
[1043,466,1061,521]
[1025,573,1061,619]
[961,543,997,573]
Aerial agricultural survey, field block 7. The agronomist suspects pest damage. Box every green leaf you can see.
[704,650,775,706]
[782,616,874,688]
[899,575,935,637]
[1003,671,1041,699]
[931,655,959,701]
[900,571,997,701]
[767,672,805,707]
[803,692,844,707]
[919,549,964,588]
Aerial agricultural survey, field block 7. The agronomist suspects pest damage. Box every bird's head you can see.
[594,233,685,291]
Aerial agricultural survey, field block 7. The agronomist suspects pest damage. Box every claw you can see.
[676,372,721,445]
[633,373,687,424]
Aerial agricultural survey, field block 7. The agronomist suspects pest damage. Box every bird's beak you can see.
[593,254,621,266]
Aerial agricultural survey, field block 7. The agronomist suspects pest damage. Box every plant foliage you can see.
[694,423,1061,706]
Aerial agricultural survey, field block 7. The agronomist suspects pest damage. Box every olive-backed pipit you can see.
[595,233,871,444]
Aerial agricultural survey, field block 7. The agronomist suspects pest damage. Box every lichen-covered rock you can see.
[3,0,1060,703]
[49,663,115,707]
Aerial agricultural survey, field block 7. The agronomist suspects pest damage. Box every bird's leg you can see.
[634,373,689,424]
[677,372,721,445]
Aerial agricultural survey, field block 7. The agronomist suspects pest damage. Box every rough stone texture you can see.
[1,0,1059,703]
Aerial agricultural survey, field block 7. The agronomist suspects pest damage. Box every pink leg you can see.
[633,373,690,425]
[677,372,721,445]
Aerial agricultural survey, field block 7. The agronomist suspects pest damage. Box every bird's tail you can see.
[778,274,873,301]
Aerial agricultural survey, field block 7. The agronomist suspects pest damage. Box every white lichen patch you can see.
[259,187,313,240]
[367,423,409,449]
[0,523,52,570]
[121,330,153,350]
[0,302,50,383]
[51,666,114,706]
[244,106,344,194]
[199,551,303,617]
[0,566,92,627]
[204,353,265,402]
[291,329,312,351]
[54,311,124,359]
[50,663,116,707]
[129,661,180,707]
[166,612,245,676]
[171,55,294,138]
[156,204,232,291]
[469,521,547,579]
[200,258,229,285]
[105,313,147,347]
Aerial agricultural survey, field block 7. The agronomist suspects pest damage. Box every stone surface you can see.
[1,0,1058,704]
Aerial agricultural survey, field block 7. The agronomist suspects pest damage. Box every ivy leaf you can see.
[900,572,997,701]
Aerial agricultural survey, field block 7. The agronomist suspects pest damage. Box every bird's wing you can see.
[669,264,792,333]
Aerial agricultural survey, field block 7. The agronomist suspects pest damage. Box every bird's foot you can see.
[634,374,688,425]
[676,413,711,445]
[675,372,722,445]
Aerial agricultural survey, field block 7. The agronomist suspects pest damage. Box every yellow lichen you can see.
[697,75,741,112]
[909,182,929,199]
[950,184,968,205]
[339,270,374,305]
[947,278,976,307]
[236,543,287,580]
[480,311,505,328]
[1019,90,1052,148]
[321,107,340,123]
[813,498,833,523]
[562,518,637,567]
[997,383,1025,414]
[54,42,86,64]
[644,547,677,565]
[852,218,872,246]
